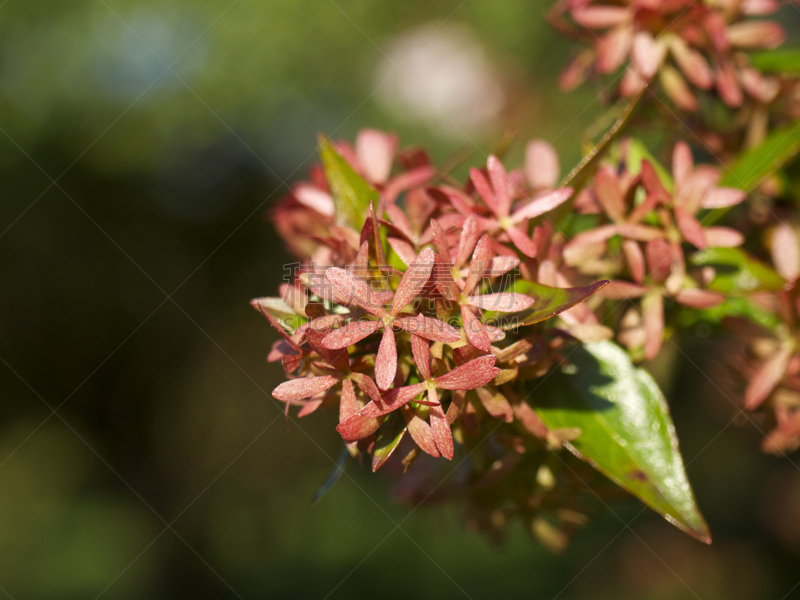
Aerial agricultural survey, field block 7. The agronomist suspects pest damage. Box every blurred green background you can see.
[2,0,800,598]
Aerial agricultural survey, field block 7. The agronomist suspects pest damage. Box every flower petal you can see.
[430,218,453,264]
[623,239,646,283]
[594,166,625,222]
[505,224,537,258]
[396,314,461,343]
[642,292,665,361]
[601,280,649,299]
[511,188,573,224]
[467,292,535,312]
[361,383,427,418]
[488,255,520,276]
[401,404,440,457]
[455,214,482,268]
[428,391,454,460]
[745,346,792,410]
[672,141,694,190]
[772,223,800,282]
[435,355,499,390]
[669,37,713,90]
[646,237,673,284]
[487,155,513,220]
[632,31,665,79]
[703,227,744,248]
[411,334,432,381]
[674,206,707,249]
[464,234,493,295]
[390,247,435,316]
[470,167,502,218]
[476,385,515,423]
[273,375,339,403]
[525,139,560,190]
[325,267,386,316]
[322,319,382,350]
[387,237,418,268]
[701,187,746,209]
[727,21,785,50]
[461,305,492,353]
[597,26,633,74]
[356,129,397,184]
[336,413,381,442]
[673,289,725,309]
[339,378,359,423]
[572,6,630,28]
[660,65,698,112]
[294,183,334,216]
[350,372,382,403]
[376,326,398,391]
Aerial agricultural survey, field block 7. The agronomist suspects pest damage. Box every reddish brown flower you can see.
[321,248,460,389]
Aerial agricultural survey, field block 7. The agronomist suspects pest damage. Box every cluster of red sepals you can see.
[255,129,604,470]
[551,0,800,454]
[552,0,798,153]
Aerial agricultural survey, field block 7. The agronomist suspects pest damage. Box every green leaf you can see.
[689,247,785,293]
[251,297,307,334]
[534,340,711,543]
[371,413,406,472]
[679,296,780,330]
[483,280,609,331]
[720,123,800,191]
[312,445,350,504]
[749,49,800,73]
[318,135,379,230]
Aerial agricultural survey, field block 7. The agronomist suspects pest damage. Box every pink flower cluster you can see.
[254,130,607,470]
[553,0,785,111]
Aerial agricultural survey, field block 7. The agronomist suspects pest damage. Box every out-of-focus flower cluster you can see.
[551,0,798,152]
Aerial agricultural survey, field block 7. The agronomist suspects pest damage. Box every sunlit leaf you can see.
[483,280,608,331]
[312,445,350,504]
[689,247,785,293]
[318,135,379,230]
[251,297,307,334]
[535,340,711,543]
[719,123,800,191]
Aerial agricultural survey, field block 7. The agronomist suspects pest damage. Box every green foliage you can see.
[535,341,711,542]
[720,123,800,191]
[483,280,609,330]
[689,247,785,294]
[749,49,800,72]
[318,136,378,230]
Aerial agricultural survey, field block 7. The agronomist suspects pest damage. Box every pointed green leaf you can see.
[318,135,379,230]
[312,445,350,504]
[251,297,307,334]
[483,280,608,331]
[371,413,406,472]
[720,123,800,191]
[534,340,711,543]
[749,49,800,73]
[689,247,785,294]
